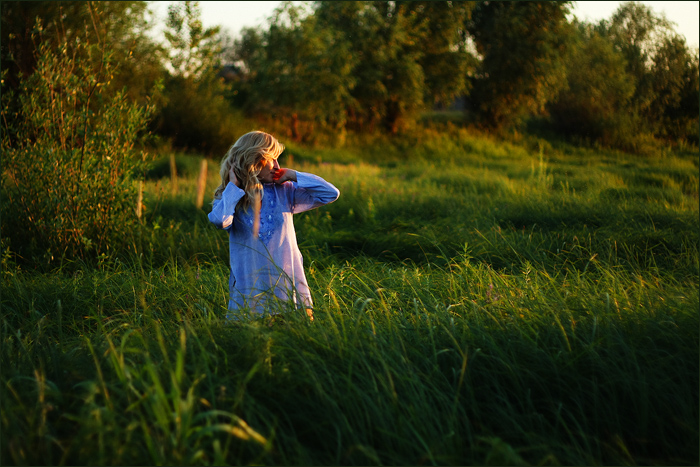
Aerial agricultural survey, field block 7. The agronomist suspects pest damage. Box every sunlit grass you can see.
[2,129,698,465]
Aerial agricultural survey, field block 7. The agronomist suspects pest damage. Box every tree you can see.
[233,2,358,140]
[415,1,477,108]
[648,37,699,143]
[156,1,245,155]
[234,2,357,141]
[234,1,476,136]
[467,1,574,130]
[596,1,698,145]
[548,21,636,146]
[314,1,438,133]
[1,1,163,106]
[163,0,221,81]
[313,1,477,133]
[602,1,675,121]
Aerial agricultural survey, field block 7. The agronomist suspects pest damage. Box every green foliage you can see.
[416,2,477,108]
[3,255,697,465]
[234,2,357,142]
[542,2,699,152]
[548,22,638,148]
[5,1,694,152]
[1,130,698,464]
[604,1,676,116]
[468,1,574,130]
[229,0,696,149]
[163,1,221,81]
[0,1,162,107]
[595,1,699,147]
[235,1,476,136]
[321,1,429,134]
[1,18,155,267]
[155,1,247,155]
[648,37,699,144]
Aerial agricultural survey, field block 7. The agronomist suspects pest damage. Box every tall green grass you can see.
[2,130,698,465]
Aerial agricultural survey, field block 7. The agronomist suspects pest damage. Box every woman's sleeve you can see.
[208,182,245,230]
[289,172,340,214]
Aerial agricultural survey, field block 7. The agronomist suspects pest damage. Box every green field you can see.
[2,129,698,465]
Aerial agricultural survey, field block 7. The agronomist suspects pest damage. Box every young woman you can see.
[208,131,339,320]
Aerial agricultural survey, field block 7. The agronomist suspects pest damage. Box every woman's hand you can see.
[228,166,240,187]
[272,168,297,184]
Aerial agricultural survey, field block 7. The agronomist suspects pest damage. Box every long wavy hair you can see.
[213,131,284,235]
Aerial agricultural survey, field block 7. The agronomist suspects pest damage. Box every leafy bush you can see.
[1,21,155,268]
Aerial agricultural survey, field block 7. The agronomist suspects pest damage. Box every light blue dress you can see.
[208,172,339,318]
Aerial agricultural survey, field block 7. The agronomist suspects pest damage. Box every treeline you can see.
[0,0,697,266]
[2,1,698,155]
[1,1,243,156]
[234,1,698,150]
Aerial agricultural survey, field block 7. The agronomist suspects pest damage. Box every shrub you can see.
[1,20,155,268]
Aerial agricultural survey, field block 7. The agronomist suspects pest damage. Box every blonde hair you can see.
[214,131,285,235]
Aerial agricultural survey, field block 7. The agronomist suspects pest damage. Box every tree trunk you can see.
[291,113,299,141]
[195,159,207,209]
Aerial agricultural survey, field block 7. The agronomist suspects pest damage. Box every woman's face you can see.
[257,157,280,183]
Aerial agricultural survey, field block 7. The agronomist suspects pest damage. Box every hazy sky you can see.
[148,1,700,48]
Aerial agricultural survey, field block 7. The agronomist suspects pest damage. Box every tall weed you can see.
[1,18,155,267]
[2,124,697,465]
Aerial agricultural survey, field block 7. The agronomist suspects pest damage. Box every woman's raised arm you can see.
[208,182,245,230]
[288,172,340,214]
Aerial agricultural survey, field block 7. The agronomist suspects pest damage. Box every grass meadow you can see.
[2,127,698,465]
